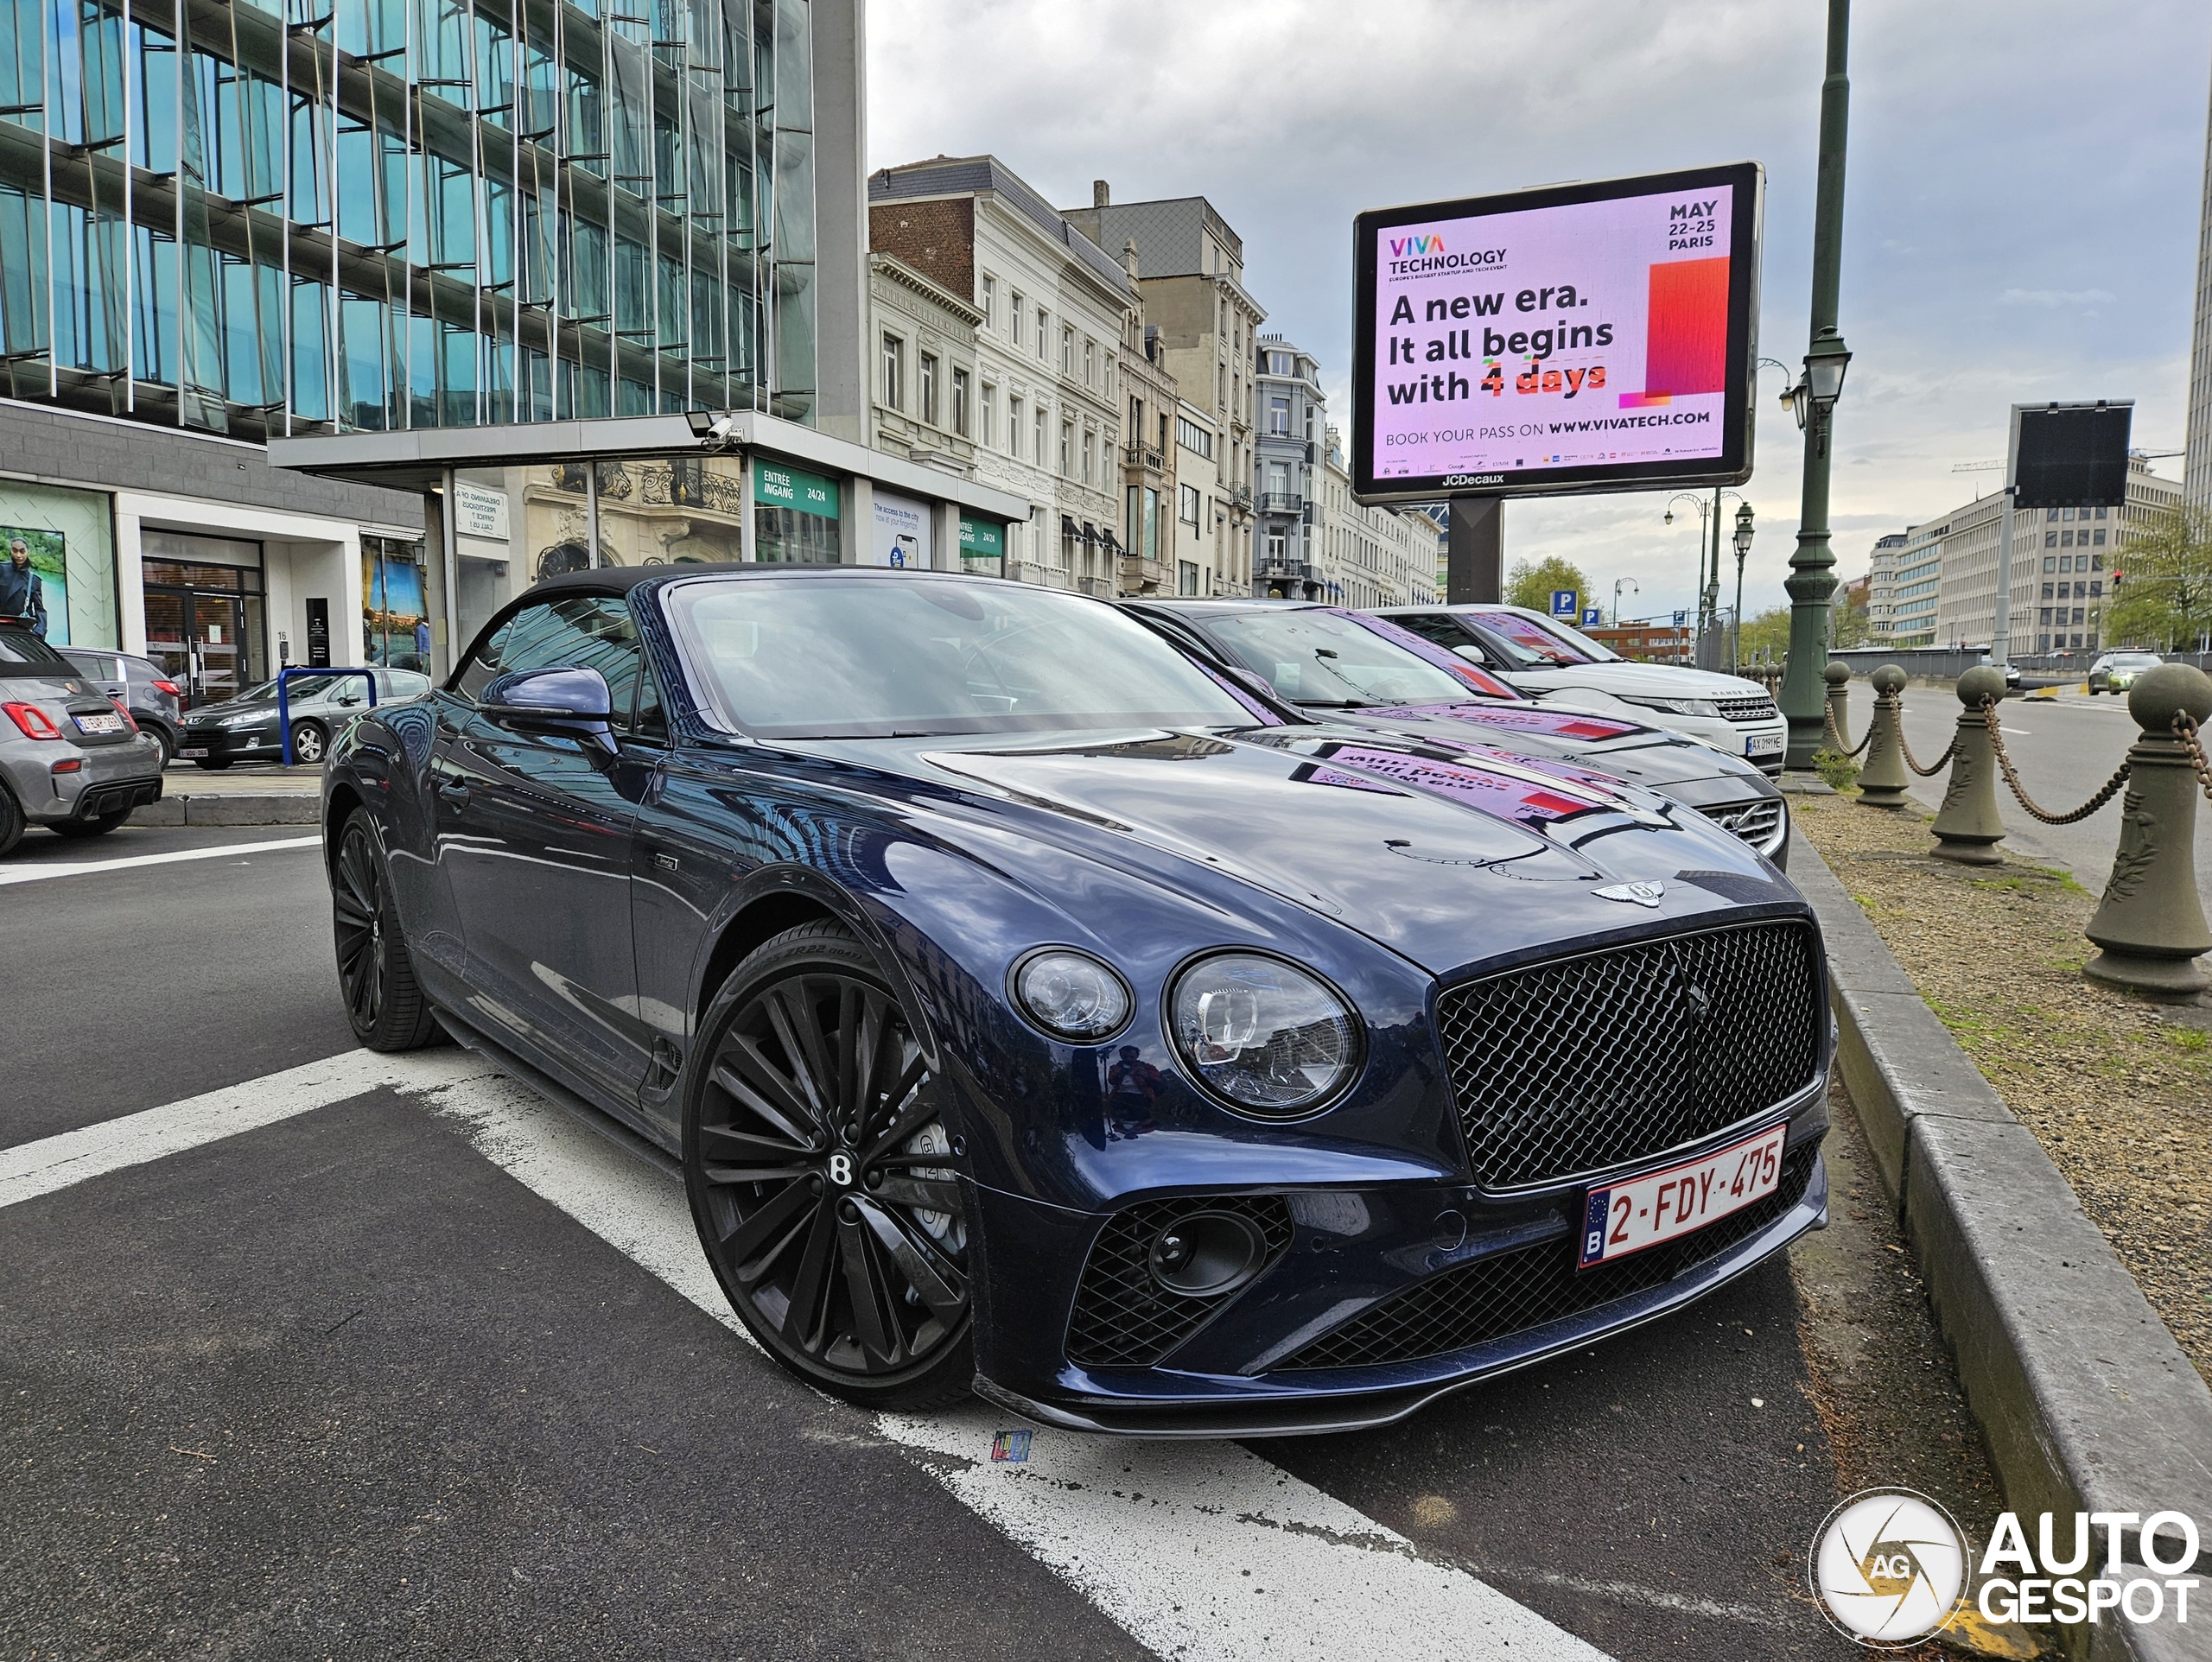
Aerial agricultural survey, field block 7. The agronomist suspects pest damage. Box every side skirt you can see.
[431,1003,682,1180]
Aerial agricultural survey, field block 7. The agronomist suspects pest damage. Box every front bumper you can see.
[178,724,281,761]
[969,1096,1829,1438]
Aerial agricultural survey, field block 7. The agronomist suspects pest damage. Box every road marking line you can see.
[0,1049,494,1208]
[8,1055,1614,1659]
[0,833,322,885]
[417,1071,1611,1662]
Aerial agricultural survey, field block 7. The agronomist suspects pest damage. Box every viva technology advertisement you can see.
[1351,162,1762,502]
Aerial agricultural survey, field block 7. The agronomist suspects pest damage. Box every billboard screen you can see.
[1351,162,1763,504]
[2012,403,2132,510]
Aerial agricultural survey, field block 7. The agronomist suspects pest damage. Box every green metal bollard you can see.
[1822,660,1853,752]
[1929,666,2010,865]
[1857,665,1910,809]
[2083,664,2212,999]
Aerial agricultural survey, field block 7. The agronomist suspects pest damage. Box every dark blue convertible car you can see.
[322,566,1830,1434]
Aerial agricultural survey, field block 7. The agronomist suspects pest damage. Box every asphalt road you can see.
[1836,682,2212,899]
[1,824,2000,1661]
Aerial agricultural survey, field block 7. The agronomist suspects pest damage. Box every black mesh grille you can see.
[1282,1143,1817,1371]
[1437,922,1821,1191]
[1065,1196,1294,1367]
[1716,695,1779,722]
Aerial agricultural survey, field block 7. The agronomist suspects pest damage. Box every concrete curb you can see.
[1791,831,2212,1662]
[135,794,320,828]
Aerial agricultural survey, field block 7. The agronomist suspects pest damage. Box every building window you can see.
[1007,396,1022,459]
[1038,308,1049,360]
[1179,483,1201,526]
[1059,422,1072,478]
[1266,529,1286,563]
[980,382,995,447]
[982,275,996,332]
[1268,396,1289,435]
[1217,365,1226,409]
[882,335,905,410]
[919,354,938,425]
[1060,326,1074,377]
[1179,559,1199,596]
[1176,416,1212,460]
[1035,406,1047,464]
[950,367,969,435]
[1082,428,1095,485]
[1103,353,1115,398]
[1010,291,1023,346]
[2092,528,2105,545]
[2044,531,2057,548]
[1084,338,1096,387]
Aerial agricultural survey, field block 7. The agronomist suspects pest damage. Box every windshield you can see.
[669,576,1257,739]
[1465,609,1622,667]
[1200,609,1477,707]
[2113,654,2162,669]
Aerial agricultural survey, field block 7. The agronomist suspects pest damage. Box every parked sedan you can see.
[1379,604,1791,772]
[1122,599,1789,867]
[60,647,186,765]
[180,667,431,767]
[1,626,164,855]
[2088,651,2164,695]
[323,566,1830,1434]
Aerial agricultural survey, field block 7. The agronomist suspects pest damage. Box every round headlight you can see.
[1167,953,1360,1116]
[1011,948,1133,1043]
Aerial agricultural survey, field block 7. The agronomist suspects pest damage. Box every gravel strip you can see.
[1792,794,2212,1386]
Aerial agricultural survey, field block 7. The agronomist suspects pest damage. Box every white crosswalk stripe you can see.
[3,1050,1613,1662]
[0,833,322,885]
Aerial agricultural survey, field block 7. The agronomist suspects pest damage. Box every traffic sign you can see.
[1580,606,1603,626]
[1550,589,1577,618]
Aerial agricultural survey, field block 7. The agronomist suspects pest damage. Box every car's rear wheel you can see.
[52,807,131,838]
[332,808,441,1051]
[683,921,974,1409]
[291,720,327,765]
[0,784,22,859]
[145,726,174,768]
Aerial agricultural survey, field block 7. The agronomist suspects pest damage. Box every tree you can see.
[1735,605,1794,662]
[1505,555,1592,619]
[2107,500,2212,651]
[1831,594,1873,648]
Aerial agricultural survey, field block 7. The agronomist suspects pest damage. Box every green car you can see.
[2087,651,2162,695]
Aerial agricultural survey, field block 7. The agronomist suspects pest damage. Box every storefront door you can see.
[140,540,266,709]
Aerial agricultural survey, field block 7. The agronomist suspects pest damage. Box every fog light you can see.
[1147,1211,1267,1297]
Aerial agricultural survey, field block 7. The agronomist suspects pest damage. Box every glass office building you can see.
[0,0,820,440]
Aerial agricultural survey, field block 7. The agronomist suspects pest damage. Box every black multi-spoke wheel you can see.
[332,808,440,1051]
[684,921,974,1408]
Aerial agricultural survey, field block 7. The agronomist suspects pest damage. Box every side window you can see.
[491,596,647,725]
[454,617,516,701]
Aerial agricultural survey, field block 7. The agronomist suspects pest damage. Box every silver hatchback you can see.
[0,626,165,856]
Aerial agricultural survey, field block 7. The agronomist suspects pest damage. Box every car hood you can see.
[184,697,277,723]
[1504,662,1776,701]
[1317,701,1774,796]
[798,726,1796,978]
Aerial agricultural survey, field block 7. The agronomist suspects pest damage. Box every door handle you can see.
[435,777,471,802]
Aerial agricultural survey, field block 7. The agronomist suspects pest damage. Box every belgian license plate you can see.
[178,746,209,758]
[1745,732,1785,758]
[1579,1122,1788,1269]
[73,712,124,735]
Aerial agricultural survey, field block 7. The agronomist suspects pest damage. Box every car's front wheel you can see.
[683,921,974,1409]
[332,808,441,1050]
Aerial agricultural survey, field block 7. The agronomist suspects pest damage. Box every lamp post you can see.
[1780,0,1855,771]
[1731,501,1755,676]
[1612,576,1638,627]
[1665,490,1747,669]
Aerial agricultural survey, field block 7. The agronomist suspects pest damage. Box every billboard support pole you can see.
[1782,0,1853,770]
[1446,495,1503,604]
[1992,408,2021,668]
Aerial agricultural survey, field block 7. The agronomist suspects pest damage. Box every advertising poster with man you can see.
[1354,162,1758,501]
[1,527,67,643]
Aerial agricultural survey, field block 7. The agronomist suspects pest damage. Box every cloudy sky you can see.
[868,0,2212,621]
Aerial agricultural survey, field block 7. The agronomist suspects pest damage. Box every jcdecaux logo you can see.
[1808,1490,2202,1646]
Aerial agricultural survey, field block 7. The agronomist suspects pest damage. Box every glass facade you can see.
[0,0,818,443]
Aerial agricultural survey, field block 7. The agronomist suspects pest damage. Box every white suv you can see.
[1377,604,1791,774]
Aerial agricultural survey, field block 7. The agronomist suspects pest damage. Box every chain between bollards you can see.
[1898,714,1955,777]
[1977,696,2133,826]
[2177,712,2212,804]
[1822,700,1876,759]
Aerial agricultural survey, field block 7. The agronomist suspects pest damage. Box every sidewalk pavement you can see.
[138,764,321,826]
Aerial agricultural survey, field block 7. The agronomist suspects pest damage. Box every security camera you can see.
[684,409,743,450]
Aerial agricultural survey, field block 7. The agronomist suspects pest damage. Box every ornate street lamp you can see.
[1731,502,1755,675]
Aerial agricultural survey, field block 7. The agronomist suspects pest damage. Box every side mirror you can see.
[1452,643,1490,667]
[1224,666,1282,703]
[481,667,617,752]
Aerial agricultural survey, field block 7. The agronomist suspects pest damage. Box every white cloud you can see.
[1997,288,2120,308]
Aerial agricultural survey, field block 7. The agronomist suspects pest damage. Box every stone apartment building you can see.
[1316,428,1441,608]
[1064,188,1262,598]
[1866,532,1906,642]
[1252,335,1327,599]
[1114,244,1181,597]
[866,254,982,568]
[868,156,1135,593]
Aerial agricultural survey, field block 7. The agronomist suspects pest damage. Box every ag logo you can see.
[1810,1489,1968,1646]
